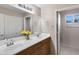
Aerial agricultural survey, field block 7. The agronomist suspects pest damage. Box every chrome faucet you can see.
[37,32,41,37]
[7,39,14,46]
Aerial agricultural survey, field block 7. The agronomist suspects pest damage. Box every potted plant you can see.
[20,30,32,40]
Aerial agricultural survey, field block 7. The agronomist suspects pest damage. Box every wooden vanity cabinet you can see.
[16,37,51,55]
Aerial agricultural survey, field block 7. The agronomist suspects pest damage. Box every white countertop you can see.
[0,33,50,55]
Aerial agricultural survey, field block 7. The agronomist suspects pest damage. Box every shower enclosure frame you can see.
[56,11,61,54]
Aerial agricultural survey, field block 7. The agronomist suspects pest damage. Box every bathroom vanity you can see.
[16,37,51,55]
[0,33,55,55]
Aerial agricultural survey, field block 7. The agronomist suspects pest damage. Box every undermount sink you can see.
[14,35,39,45]
[4,35,39,52]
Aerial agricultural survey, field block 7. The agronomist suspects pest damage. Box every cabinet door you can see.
[0,13,5,40]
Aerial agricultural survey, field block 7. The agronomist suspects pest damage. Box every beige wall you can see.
[33,5,41,16]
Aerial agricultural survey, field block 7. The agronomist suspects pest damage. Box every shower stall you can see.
[57,8,79,55]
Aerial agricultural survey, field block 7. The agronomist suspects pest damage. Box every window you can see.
[74,15,79,23]
[65,15,73,23]
[65,14,79,23]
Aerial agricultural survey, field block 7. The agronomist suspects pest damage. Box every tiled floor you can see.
[59,44,79,55]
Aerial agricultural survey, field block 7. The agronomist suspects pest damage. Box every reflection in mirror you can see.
[24,16,32,31]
